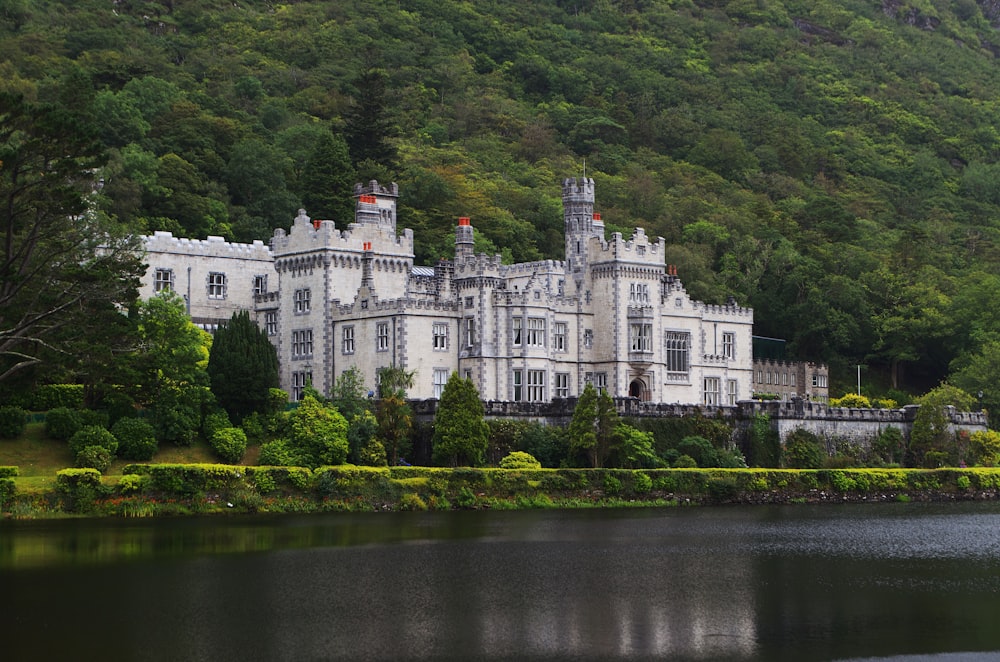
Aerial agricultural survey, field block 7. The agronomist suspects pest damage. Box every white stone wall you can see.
[140,232,274,329]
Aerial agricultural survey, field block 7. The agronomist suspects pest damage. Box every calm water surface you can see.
[2,502,1000,662]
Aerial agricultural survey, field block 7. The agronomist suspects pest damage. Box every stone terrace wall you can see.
[410,397,989,448]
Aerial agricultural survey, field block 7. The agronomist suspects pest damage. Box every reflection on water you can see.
[3,503,1000,661]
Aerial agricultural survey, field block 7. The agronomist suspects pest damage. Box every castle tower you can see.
[352,180,399,233]
[455,217,474,260]
[562,177,603,278]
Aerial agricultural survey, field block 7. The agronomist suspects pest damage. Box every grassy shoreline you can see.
[3,464,999,520]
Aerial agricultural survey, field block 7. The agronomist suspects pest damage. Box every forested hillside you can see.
[3,0,1000,404]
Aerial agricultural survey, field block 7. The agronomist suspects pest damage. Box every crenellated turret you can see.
[563,177,603,278]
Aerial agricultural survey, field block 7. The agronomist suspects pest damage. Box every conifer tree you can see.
[432,373,488,467]
[207,310,279,423]
[300,131,355,223]
[567,383,619,468]
[343,61,398,171]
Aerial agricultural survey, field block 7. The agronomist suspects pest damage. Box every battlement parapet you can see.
[270,210,414,256]
[332,295,458,316]
[354,180,399,197]
[144,231,273,261]
[455,254,504,275]
[694,300,754,318]
[562,177,595,203]
[498,259,567,277]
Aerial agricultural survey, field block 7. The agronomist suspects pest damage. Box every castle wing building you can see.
[141,178,755,406]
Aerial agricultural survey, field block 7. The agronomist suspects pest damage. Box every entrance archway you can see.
[629,379,646,400]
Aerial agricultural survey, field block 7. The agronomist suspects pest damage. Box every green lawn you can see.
[1,422,260,492]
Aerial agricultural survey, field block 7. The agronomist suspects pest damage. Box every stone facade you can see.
[263,178,754,403]
[138,178,755,405]
[140,232,274,331]
[751,358,830,402]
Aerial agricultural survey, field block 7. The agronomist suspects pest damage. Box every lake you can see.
[3,502,1000,661]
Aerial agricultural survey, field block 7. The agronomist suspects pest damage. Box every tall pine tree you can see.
[207,310,279,422]
[300,131,355,222]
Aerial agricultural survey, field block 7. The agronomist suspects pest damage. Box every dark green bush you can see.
[32,384,84,410]
[602,472,623,495]
[0,406,27,438]
[112,418,158,461]
[68,425,118,458]
[241,412,266,445]
[56,468,107,513]
[76,445,113,473]
[673,454,697,468]
[78,409,109,429]
[202,410,232,441]
[46,407,83,440]
[258,439,302,466]
[783,429,825,469]
[211,427,248,464]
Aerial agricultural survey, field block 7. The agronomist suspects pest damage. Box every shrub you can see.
[76,445,113,473]
[956,475,971,490]
[499,451,542,469]
[603,473,622,495]
[78,409,109,429]
[633,472,652,493]
[969,430,1000,467]
[46,407,83,440]
[873,427,905,465]
[117,473,147,495]
[68,425,118,458]
[358,437,388,466]
[673,454,697,468]
[0,406,27,438]
[112,418,158,461]
[830,393,871,408]
[258,439,302,467]
[202,410,232,441]
[211,427,248,464]
[56,468,107,513]
[399,493,428,511]
[241,413,266,445]
[32,384,85,410]
[783,429,824,469]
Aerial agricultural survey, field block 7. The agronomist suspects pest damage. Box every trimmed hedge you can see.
[8,466,1000,518]
[121,463,249,497]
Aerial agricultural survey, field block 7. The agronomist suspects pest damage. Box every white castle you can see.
[139,178,756,405]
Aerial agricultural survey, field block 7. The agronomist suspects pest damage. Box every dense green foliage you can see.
[431,373,489,467]
[4,0,1000,401]
[207,310,279,423]
[68,425,119,458]
[287,395,350,468]
[0,405,26,438]
[210,426,248,464]
[111,417,158,461]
